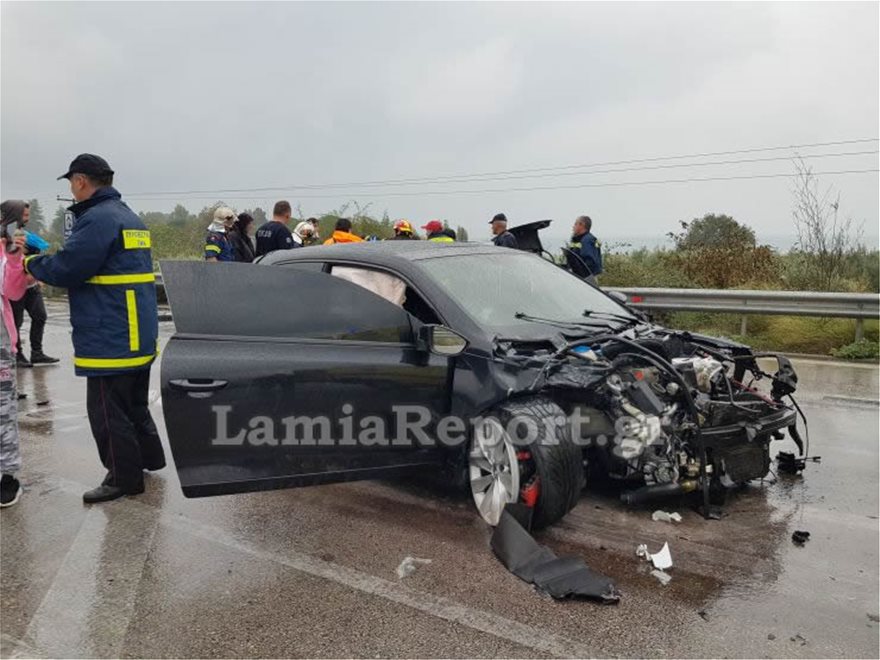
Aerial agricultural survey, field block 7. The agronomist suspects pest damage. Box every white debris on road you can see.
[651,569,672,586]
[636,542,673,571]
[396,556,432,579]
[651,510,682,523]
[649,542,673,570]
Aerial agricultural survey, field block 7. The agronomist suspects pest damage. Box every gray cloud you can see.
[2,1,877,248]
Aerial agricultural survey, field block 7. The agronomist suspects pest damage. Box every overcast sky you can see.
[2,1,878,248]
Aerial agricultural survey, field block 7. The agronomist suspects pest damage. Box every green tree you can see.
[667,214,775,289]
[168,204,193,227]
[27,199,46,233]
[456,225,469,242]
[669,213,756,250]
[48,205,67,246]
[139,211,170,225]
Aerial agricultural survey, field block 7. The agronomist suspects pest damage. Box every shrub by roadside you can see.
[830,339,880,360]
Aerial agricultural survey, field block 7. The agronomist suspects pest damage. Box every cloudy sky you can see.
[2,1,878,248]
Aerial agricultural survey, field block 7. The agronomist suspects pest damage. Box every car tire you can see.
[469,396,585,529]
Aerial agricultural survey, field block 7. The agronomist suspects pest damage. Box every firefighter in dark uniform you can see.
[204,206,236,262]
[24,154,165,503]
[566,214,603,285]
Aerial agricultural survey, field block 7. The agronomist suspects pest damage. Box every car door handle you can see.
[169,379,229,393]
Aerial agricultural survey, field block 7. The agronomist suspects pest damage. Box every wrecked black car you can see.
[160,242,805,529]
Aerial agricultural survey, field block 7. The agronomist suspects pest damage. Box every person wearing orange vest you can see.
[323,218,364,245]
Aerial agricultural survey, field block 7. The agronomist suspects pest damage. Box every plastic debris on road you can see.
[396,556,432,579]
[651,569,672,586]
[491,504,620,603]
[636,542,673,570]
[651,510,682,523]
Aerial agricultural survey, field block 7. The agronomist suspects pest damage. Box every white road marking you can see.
[20,504,159,659]
[35,476,595,658]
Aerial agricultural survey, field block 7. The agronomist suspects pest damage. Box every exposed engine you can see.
[500,328,805,515]
[582,335,801,510]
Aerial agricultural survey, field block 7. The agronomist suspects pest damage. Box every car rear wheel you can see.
[468,397,585,528]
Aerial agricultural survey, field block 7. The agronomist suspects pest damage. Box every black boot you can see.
[83,482,145,504]
[30,351,60,365]
[15,353,32,368]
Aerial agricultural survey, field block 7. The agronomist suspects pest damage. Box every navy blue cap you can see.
[58,154,114,180]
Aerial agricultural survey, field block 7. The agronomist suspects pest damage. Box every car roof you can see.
[259,240,510,269]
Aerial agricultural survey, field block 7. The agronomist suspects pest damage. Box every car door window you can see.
[161,261,413,343]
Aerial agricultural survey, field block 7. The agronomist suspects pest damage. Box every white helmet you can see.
[294,221,315,238]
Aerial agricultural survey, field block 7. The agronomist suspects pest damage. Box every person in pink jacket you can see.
[1,207,28,508]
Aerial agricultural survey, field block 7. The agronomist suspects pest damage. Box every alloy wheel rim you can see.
[469,418,520,526]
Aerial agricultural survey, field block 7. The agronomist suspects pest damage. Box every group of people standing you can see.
[198,202,603,287]
[203,201,326,263]
[198,203,549,262]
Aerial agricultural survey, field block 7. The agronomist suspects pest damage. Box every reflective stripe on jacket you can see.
[205,231,234,261]
[428,234,455,243]
[24,187,159,377]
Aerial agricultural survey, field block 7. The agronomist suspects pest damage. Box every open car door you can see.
[159,260,450,498]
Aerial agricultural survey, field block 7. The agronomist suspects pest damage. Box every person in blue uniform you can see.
[204,206,236,262]
[489,213,518,249]
[254,200,297,257]
[24,154,165,503]
[566,215,603,285]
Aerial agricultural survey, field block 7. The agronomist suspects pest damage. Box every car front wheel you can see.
[468,397,585,528]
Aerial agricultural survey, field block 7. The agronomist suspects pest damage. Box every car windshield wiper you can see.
[514,311,617,332]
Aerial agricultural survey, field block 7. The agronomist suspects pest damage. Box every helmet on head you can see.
[393,219,414,235]
[214,206,237,228]
[294,221,315,238]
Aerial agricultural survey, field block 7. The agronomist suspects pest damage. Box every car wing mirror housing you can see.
[607,290,628,304]
[418,324,468,357]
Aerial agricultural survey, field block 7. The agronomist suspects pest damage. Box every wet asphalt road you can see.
[2,304,878,658]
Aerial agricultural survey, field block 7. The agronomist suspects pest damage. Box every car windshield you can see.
[419,252,634,333]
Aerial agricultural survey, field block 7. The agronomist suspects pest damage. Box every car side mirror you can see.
[607,290,627,304]
[418,324,468,357]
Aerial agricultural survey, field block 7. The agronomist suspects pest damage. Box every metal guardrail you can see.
[611,287,880,340]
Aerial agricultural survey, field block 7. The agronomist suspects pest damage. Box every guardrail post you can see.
[855,318,864,342]
[739,315,748,337]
